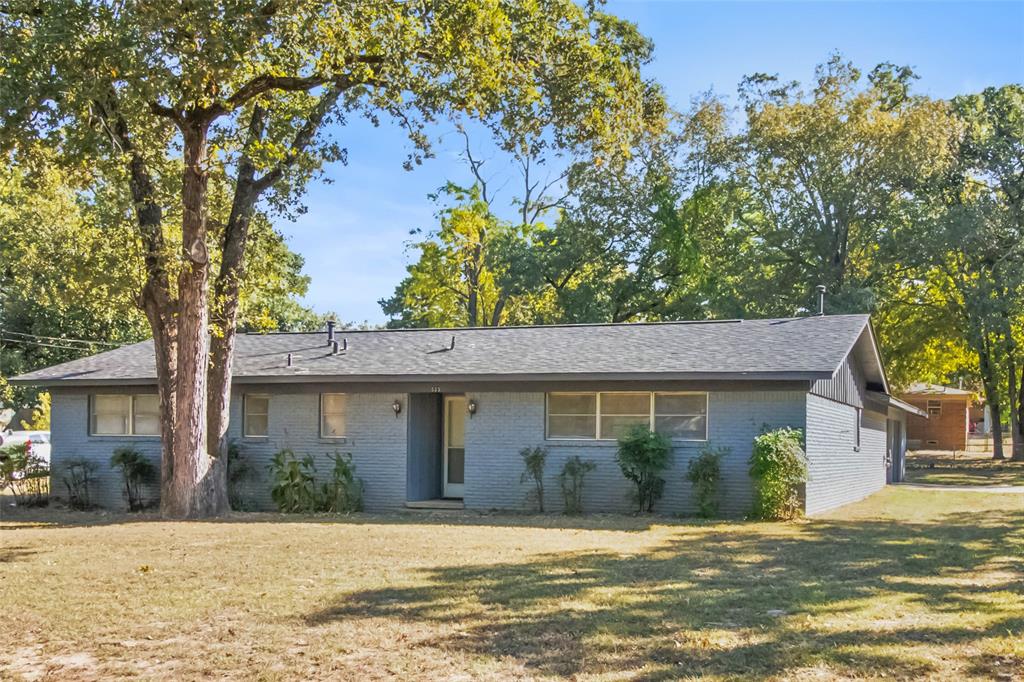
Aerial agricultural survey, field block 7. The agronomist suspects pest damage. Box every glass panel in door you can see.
[444,397,466,498]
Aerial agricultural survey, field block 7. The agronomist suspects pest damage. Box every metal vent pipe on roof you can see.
[816,285,827,316]
[326,319,336,345]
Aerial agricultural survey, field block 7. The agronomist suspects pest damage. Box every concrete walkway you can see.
[896,482,1024,494]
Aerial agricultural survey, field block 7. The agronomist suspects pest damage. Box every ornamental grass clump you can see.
[749,427,808,520]
[519,446,547,512]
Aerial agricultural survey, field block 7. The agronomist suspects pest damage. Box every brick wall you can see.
[901,395,968,450]
[462,390,807,516]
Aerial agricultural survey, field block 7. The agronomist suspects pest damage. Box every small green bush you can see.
[62,457,97,510]
[269,449,364,513]
[0,440,49,507]
[269,449,319,513]
[226,440,254,511]
[558,455,595,515]
[749,427,808,520]
[110,447,156,511]
[686,444,728,518]
[616,425,672,513]
[519,446,547,512]
[321,452,364,513]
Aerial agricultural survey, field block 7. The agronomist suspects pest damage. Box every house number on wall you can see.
[430,386,441,393]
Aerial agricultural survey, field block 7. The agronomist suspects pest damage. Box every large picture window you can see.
[320,393,348,439]
[90,394,160,436]
[546,391,708,441]
[243,394,270,438]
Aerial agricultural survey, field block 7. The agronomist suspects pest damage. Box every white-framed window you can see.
[546,391,709,441]
[90,394,160,436]
[320,393,348,439]
[243,394,270,438]
[655,392,709,440]
[927,399,941,416]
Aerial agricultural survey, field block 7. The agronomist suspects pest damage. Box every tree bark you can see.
[1011,360,1024,461]
[162,120,228,518]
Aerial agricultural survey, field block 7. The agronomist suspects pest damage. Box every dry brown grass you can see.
[906,450,1024,486]
[1,487,1022,681]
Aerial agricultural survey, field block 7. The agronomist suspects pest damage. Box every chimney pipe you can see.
[816,285,827,316]
[331,339,340,355]
[286,353,293,367]
[326,319,336,345]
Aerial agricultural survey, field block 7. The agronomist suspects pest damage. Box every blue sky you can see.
[281,0,1024,324]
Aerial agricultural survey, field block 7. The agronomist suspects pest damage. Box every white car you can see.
[0,430,51,465]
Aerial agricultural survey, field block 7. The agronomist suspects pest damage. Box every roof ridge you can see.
[241,313,870,336]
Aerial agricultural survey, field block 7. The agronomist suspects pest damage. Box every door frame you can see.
[443,395,466,498]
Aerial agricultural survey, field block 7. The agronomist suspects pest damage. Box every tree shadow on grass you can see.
[306,509,1024,679]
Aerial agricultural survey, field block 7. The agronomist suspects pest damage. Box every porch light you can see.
[467,399,477,417]
[391,399,402,417]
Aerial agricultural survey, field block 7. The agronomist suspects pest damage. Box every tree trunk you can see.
[1012,360,1024,461]
[162,122,228,518]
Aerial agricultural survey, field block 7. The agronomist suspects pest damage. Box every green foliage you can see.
[686,444,728,519]
[109,447,156,512]
[749,428,808,520]
[20,392,51,431]
[269,450,320,513]
[519,446,547,512]
[616,425,672,513]
[320,452,364,514]
[268,449,364,514]
[226,440,254,511]
[0,440,49,507]
[558,455,596,515]
[62,457,97,510]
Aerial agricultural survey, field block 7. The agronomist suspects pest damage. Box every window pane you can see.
[245,414,268,437]
[321,414,346,438]
[548,393,596,415]
[133,395,160,435]
[322,393,347,414]
[655,415,707,440]
[655,393,706,416]
[446,400,465,448]
[92,395,130,435]
[447,448,465,484]
[600,392,650,415]
[244,396,269,436]
[548,415,597,439]
[600,414,650,440]
[93,413,129,435]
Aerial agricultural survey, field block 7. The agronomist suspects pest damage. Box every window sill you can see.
[89,434,161,440]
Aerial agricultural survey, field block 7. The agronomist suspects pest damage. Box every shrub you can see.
[519,446,547,512]
[616,425,672,512]
[321,452,364,513]
[269,449,364,513]
[110,447,156,511]
[749,427,808,520]
[0,441,49,507]
[226,440,254,511]
[269,449,319,513]
[62,458,97,510]
[686,444,729,518]
[558,455,595,515]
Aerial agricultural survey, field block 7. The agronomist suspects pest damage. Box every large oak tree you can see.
[1,0,663,516]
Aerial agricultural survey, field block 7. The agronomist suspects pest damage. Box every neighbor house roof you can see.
[901,383,975,398]
[12,314,882,387]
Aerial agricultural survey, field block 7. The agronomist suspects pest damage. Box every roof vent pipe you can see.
[331,340,339,355]
[286,353,293,367]
[816,284,827,316]
[449,335,456,350]
[326,319,336,345]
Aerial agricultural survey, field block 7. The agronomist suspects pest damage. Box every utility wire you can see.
[1,330,122,347]
[0,336,114,353]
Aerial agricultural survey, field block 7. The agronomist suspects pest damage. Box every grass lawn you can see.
[1,488,1022,681]
[906,450,1024,487]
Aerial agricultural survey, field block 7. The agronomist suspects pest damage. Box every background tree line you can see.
[383,58,1024,459]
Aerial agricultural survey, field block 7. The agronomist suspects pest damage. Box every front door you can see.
[443,396,466,498]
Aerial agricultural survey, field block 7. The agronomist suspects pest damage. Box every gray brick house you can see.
[12,314,923,515]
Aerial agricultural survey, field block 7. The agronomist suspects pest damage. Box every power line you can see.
[2,330,122,347]
[0,336,112,353]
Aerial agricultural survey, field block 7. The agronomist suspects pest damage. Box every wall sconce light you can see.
[391,399,402,417]
[467,399,477,417]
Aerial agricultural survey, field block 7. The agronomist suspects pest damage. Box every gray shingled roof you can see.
[11,314,873,386]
